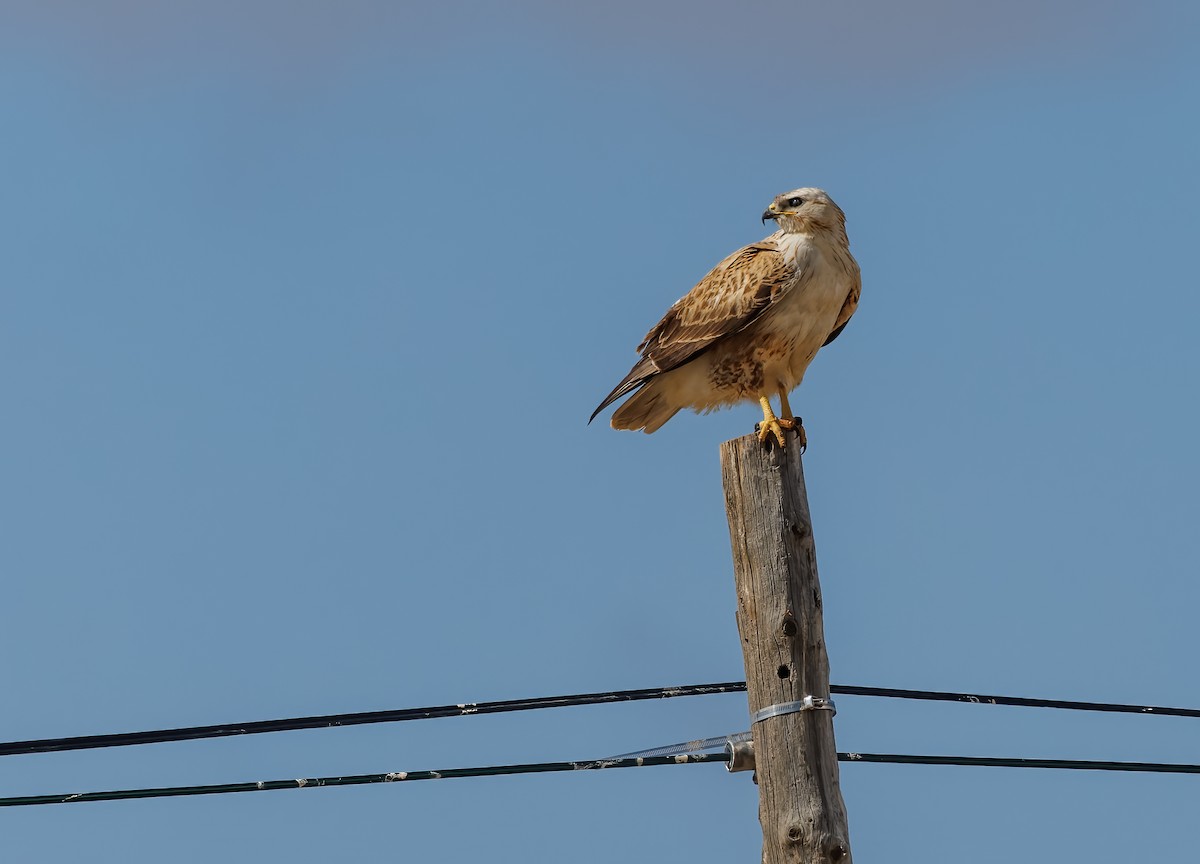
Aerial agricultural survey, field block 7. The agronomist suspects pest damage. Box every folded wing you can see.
[590,241,796,423]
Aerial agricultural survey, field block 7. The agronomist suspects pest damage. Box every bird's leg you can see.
[777,391,806,453]
[778,391,794,421]
[755,395,792,449]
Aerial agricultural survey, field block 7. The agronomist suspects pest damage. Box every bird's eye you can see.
[788,197,805,207]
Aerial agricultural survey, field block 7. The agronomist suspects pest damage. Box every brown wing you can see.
[590,241,795,423]
[822,273,861,347]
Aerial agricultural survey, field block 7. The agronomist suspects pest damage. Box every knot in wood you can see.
[786,517,812,540]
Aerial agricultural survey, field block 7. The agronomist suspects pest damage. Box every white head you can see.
[761,187,846,236]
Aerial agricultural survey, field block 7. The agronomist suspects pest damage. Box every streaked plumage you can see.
[590,187,861,447]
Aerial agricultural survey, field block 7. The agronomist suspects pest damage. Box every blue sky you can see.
[2,1,1198,860]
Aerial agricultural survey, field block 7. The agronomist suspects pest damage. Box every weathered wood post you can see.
[720,431,852,863]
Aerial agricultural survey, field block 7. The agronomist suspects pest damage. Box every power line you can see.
[5,680,1197,760]
[831,685,1200,718]
[0,753,727,808]
[0,682,747,758]
[841,753,1200,773]
[5,749,1198,808]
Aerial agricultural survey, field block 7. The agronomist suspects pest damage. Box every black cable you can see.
[840,752,1200,773]
[0,753,727,807]
[5,750,1198,808]
[830,685,1200,719]
[0,682,748,758]
[5,680,1197,760]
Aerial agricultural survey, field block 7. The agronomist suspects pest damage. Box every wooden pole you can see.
[720,432,852,864]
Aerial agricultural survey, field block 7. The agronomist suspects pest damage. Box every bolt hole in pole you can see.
[777,665,791,679]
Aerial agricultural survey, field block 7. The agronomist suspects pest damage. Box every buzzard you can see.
[590,188,861,448]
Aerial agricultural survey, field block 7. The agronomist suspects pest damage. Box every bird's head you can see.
[761,188,845,234]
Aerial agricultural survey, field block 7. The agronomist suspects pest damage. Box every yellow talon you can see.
[756,396,791,449]
[756,395,806,451]
[757,417,790,448]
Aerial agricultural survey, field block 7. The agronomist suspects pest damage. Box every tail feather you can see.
[589,358,656,425]
[609,381,680,433]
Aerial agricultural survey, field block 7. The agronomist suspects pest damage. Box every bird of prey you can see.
[590,188,861,448]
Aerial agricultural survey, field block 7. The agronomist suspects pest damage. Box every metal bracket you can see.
[752,695,836,724]
[724,735,756,773]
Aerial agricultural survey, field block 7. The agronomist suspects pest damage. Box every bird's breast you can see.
[756,246,855,386]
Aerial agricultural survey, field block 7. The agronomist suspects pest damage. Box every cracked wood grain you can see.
[720,431,852,864]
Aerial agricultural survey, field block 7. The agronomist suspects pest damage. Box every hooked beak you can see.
[761,207,778,225]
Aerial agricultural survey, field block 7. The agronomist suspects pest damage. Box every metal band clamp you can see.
[752,695,836,724]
